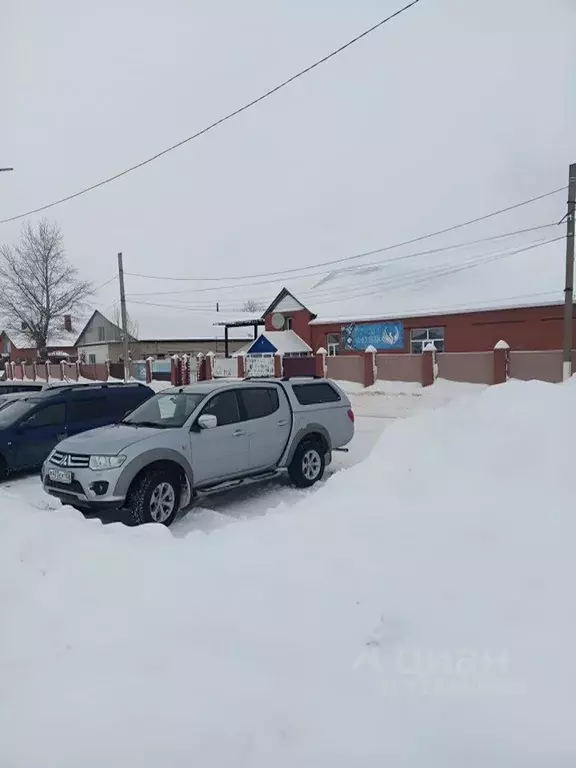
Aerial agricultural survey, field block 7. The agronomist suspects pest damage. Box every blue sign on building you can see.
[342,321,404,351]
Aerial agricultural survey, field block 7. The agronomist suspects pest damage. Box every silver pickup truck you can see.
[42,378,355,526]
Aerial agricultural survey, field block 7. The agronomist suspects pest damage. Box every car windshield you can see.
[121,391,204,428]
[0,399,36,425]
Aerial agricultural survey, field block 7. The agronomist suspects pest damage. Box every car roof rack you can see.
[280,375,322,381]
[44,381,148,394]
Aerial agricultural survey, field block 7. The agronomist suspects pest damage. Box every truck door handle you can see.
[233,429,246,437]
[278,419,288,427]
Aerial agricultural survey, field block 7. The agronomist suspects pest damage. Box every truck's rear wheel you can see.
[127,468,181,526]
[288,439,325,488]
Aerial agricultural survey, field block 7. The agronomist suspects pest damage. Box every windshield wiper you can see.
[121,420,167,429]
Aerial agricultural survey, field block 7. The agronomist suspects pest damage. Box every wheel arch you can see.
[282,424,331,467]
[113,449,194,499]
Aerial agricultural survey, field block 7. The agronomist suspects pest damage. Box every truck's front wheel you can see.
[127,468,181,526]
[288,440,325,488]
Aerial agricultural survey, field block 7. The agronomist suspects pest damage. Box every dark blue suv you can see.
[0,382,154,480]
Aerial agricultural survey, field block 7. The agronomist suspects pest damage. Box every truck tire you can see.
[288,439,326,488]
[127,468,181,527]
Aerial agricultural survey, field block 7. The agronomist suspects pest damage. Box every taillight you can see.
[347,408,355,423]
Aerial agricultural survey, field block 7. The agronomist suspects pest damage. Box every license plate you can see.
[48,468,72,484]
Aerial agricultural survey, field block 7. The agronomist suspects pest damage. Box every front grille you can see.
[50,451,90,469]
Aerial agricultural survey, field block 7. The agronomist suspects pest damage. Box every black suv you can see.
[0,382,154,479]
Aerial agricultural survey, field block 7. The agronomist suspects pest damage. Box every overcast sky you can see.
[2,0,574,320]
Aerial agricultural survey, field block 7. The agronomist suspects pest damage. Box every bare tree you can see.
[112,303,139,340]
[242,299,264,313]
[0,219,93,357]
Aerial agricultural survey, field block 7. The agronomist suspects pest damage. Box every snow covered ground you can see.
[1,378,575,766]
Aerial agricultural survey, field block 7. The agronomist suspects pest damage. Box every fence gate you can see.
[246,355,275,377]
[213,357,239,378]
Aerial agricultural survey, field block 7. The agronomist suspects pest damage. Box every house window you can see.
[326,333,340,356]
[410,327,445,354]
[285,317,293,330]
[88,354,97,364]
[97,326,105,342]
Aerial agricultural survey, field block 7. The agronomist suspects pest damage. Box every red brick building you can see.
[256,288,573,356]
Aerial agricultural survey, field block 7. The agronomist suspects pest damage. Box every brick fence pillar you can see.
[181,354,190,385]
[422,344,436,387]
[363,345,377,388]
[493,340,509,384]
[196,353,205,381]
[106,358,111,380]
[170,355,180,386]
[315,347,327,378]
[237,352,246,379]
[205,351,215,380]
[274,352,283,378]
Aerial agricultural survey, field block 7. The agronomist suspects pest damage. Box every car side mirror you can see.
[197,414,218,430]
[20,414,37,429]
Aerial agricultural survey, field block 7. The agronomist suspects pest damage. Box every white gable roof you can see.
[250,330,312,354]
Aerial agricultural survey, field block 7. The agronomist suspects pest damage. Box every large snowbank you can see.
[1,379,575,766]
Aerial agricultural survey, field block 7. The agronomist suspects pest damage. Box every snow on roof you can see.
[213,312,264,326]
[249,330,312,355]
[296,236,565,324]
[124,305,255,341]
[2,325,82,350]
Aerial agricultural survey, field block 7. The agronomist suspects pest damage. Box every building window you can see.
[410,327,445,354]
[285,317,293,330]
[326,333,340,356]
[97,326,105,342]
[88,353,97,364]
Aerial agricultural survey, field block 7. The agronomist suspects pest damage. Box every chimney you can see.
[63,315,72,332]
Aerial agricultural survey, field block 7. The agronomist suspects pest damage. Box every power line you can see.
[125,188,566,284]
[124,230,557,309]
[306,236,565,308]
[87,274,117,296]
[124,236,563,315]
[124,221,560,297]
[0,0,423,225]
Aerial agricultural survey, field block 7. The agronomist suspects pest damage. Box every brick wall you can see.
[309,304,576,354]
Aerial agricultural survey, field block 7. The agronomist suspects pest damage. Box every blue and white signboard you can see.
[342,321,404,351]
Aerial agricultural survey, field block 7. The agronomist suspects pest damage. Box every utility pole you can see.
[562,163,576,381]
[117,252,130,383]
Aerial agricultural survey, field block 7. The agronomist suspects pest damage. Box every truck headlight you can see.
[89,455,127,471]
